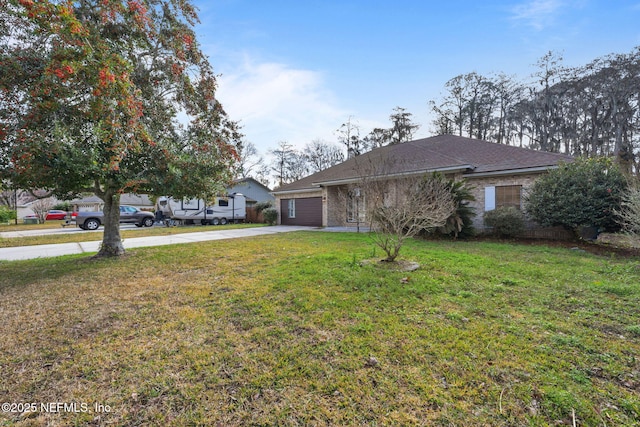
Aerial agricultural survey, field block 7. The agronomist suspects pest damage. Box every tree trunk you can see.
[96,191,125,257]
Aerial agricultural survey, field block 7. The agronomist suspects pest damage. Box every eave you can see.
[463,165,559,178]
[312,164,475,187]
[271,187,323,196]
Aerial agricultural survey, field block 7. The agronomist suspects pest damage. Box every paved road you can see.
[0,226,316,261]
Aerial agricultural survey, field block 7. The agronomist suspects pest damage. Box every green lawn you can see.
[0,232,638,426]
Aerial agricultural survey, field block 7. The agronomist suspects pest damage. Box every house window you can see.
[496,185,522,209]
[485,185,522,211]
[346,189,366,223]
[288,199,296,218]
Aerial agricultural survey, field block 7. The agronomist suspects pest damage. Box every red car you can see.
[45,210,68,220]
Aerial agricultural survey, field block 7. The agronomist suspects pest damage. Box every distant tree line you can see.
[238,47,640,188]
[235,107,421,188]
[430,48,640,174]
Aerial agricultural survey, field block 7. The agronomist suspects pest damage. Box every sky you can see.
[192,0,640,156]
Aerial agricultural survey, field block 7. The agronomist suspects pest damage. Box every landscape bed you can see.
[0,231,638,425]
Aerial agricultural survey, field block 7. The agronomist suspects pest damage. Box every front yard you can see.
[0,232,638,425]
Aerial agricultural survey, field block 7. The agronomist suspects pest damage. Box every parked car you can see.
[72,205,155,230]
[45,210,68,220]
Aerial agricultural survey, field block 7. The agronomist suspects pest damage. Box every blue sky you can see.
[193,1,640,154]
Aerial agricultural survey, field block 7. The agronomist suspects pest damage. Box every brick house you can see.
[272,135,573,231]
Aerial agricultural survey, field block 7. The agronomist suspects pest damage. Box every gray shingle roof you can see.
[274,135,572,193]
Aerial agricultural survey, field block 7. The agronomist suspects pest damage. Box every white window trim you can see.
[288,199,296,218]
[484,186,496,211]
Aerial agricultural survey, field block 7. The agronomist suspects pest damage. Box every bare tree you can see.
[434,73,483,137]
[287,152,310,183]
[252,164,273,188]
[1,187,25,210]
[269,141,298,187]
[304,139,344,173]
[363,127,390,149]
[368,174,456,262]
[617,185,640,234]
[350,153,456,262]
[235,141,266,180]
[492,73,524,145]
[30,198,55,223]
[336,116,365,158]
[429,101,456,136]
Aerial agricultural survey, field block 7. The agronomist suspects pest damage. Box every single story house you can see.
[12,191,56,219]
[272,134,573,231]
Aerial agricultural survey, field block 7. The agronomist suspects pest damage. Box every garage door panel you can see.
[281,197,322,226]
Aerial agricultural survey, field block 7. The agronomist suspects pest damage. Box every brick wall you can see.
[465,173,540,231]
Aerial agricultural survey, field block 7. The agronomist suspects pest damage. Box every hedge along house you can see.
[272,135,573,231]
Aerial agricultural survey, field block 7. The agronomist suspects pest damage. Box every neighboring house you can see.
[1,190,58,219]
[69,193,155,212]
[15,193,50,219]
[228,178,274,223]
[272,134,573,231]
[228,178,274,206]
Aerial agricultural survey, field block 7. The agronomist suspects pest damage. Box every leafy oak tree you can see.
[0,0,240,257]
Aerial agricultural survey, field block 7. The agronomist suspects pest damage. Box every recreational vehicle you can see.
[157,194,246,225]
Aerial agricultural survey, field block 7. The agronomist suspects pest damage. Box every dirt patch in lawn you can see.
[359,258,421,271]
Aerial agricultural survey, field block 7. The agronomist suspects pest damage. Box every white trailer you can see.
[157,193,246,225]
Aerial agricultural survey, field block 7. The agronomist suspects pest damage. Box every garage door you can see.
[280,197,322,226]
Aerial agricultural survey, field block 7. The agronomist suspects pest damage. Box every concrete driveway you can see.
[0,226,317,261]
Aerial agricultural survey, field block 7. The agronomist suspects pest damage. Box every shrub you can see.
[484,206,525,238]
[0,205,17,223]
[437,177,476,238]
[253,201,273,213]
[262,207,277,225]
[254,201,277,225]
[418,175,476,239]
[525,157,627,233]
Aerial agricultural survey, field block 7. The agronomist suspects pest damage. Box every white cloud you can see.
[511,0,564,30]
[215,55,351,153]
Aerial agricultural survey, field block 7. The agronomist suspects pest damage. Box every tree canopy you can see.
[0,0,240,256]
[430,48,640,173]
